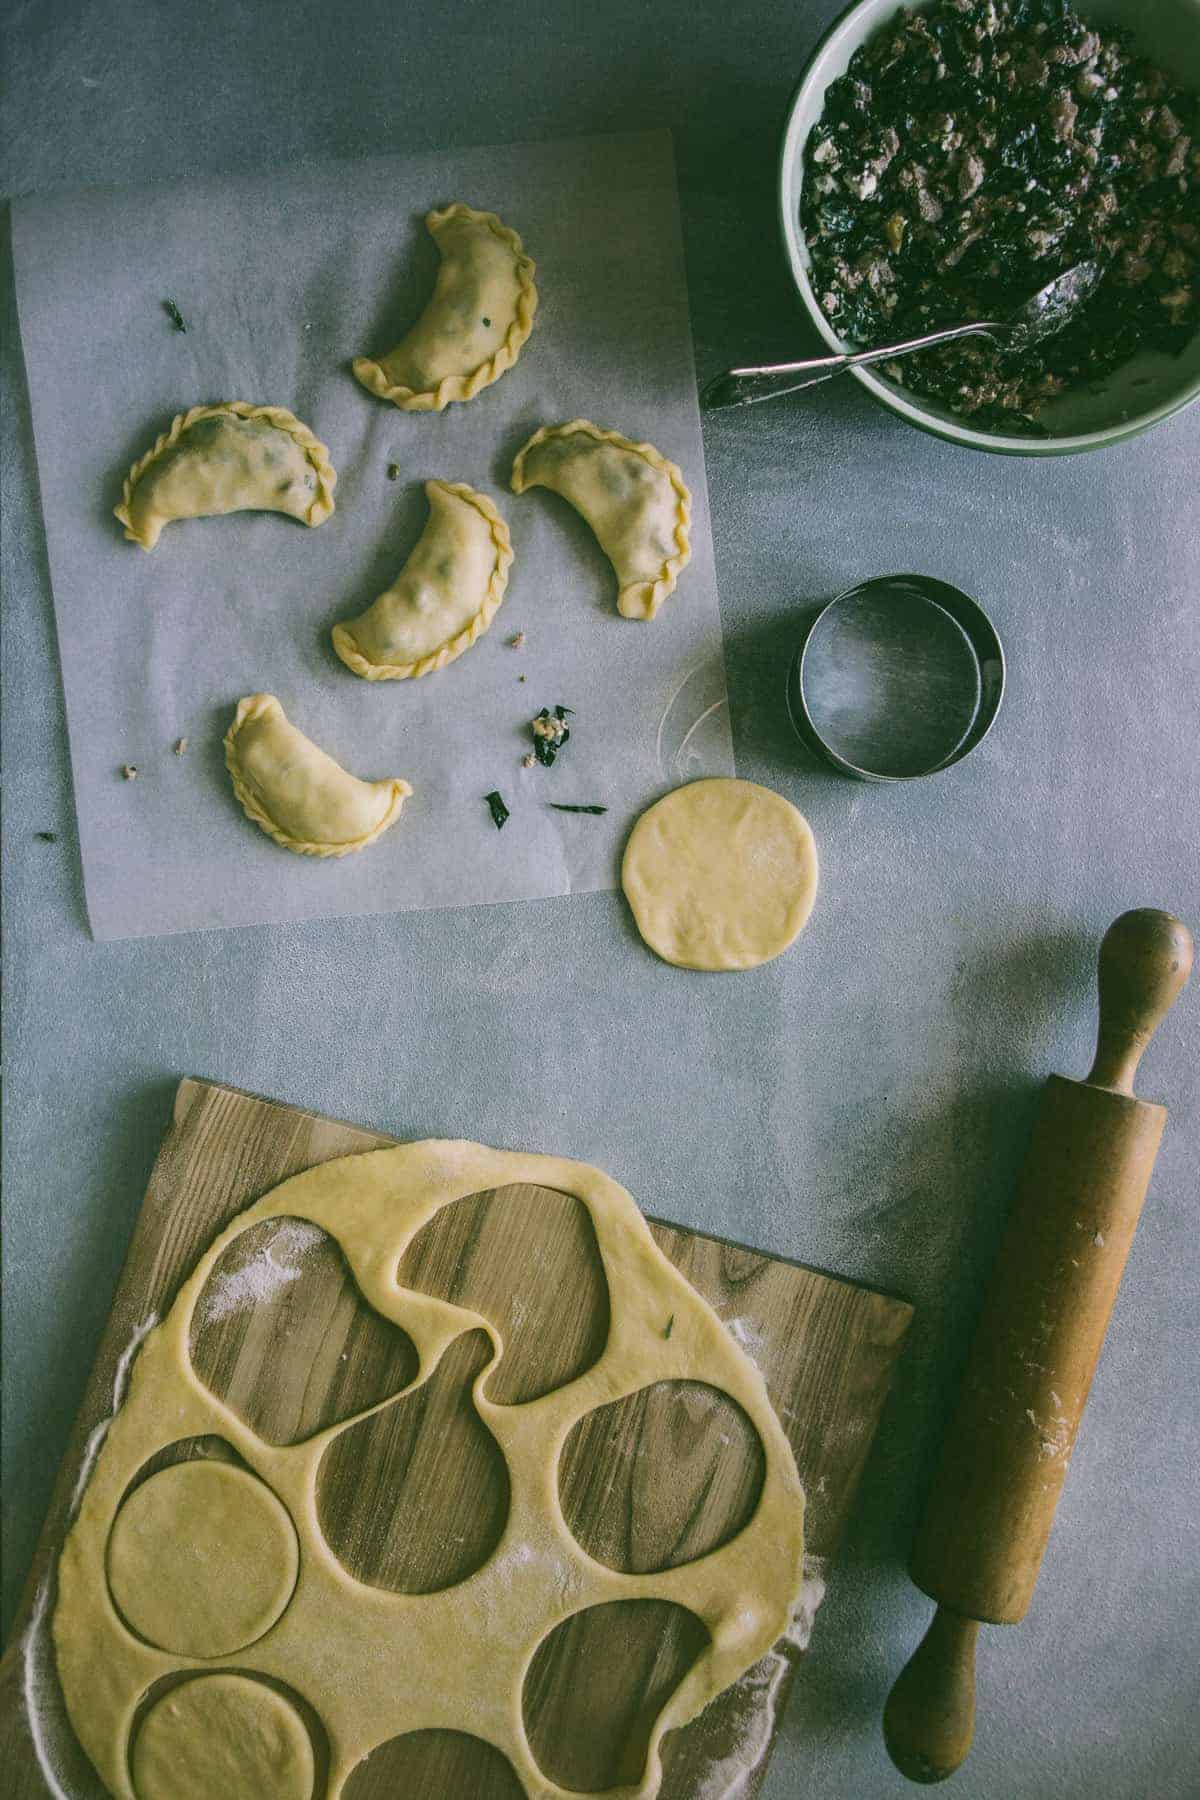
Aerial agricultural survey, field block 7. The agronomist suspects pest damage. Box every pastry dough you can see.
[224,694,411,858]
[622,779,818,971]
[510,420,691,620]
[332,480,512,680]
[353,203,537,412]
[132,1674,314,1800]
[115,403,336,550]
[54,1141,805,1800]
[107,1461,299,1657]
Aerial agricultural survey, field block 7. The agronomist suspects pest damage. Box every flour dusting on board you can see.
[24,1312,157,1799]
[693,1648,791,1800]
[196,1217,327,1320]
[724,1315,768,1367]
[788,1554,828,1651]
[21,1581,75,1800]
[693,1556,827,1799]
[67,1310,158,1520]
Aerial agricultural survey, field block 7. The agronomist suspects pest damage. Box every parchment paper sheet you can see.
[11,131,733,939]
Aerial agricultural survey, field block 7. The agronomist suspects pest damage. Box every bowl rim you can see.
[777,0,1200,456]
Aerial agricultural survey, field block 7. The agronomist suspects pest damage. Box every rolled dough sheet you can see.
[622,778,819,971]
[52,1141,805,1800]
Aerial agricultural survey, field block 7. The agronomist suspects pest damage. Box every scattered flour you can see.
[21,1580,75,1800]
[723,1316,768,1368]
[24,1311,158,1799]
[692,1555,827,1799]
[692,1648,791,1800]
[786,1555,827,1652]
[195,1218,326,1321]
[67,1311,158,1521]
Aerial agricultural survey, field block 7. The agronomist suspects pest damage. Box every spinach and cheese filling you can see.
[802,0,1199,430]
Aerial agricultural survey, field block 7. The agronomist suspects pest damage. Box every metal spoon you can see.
[702,261,1104,411]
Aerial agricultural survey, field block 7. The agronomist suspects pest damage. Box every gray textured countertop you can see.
[3,3,1197,1796]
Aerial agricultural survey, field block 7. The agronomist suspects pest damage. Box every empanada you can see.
[353,203,537,412]
[116,403,336,550]
[224,694,411,858]
[332,480,512,681]
[510,420,691,620]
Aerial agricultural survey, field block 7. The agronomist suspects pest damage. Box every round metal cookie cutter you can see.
[786,574,1005,781]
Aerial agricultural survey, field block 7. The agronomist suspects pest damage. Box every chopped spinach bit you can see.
[548,803,607,815]
[801,0,1200,429]
[663,1314,675,1339]
[162,298,187,333]
[387,462,401,480]
[530,705,572,768]
[485,790,510,830]
[34,831,58,843]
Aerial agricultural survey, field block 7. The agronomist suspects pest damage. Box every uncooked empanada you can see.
[332,480,512,681]
[224,694,411,858]
[510,420,691,620]
[116,402,336,550]
[353,203,537,412]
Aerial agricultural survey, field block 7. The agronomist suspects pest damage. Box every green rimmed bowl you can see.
[779,0,1200,454]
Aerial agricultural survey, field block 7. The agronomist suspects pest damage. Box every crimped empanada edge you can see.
[224,693,411,859]
[332,480,514,682]
[352,204,538,413]
[114,401,338,550]
[510,418,693,621]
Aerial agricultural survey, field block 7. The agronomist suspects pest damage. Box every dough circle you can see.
[106,1461,299,1658]
[55,1142,805,1800]
[131,1673,314,1800]
[622,778,818,971]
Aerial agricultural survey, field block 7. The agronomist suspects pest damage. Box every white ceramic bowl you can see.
[779,0,1200,454]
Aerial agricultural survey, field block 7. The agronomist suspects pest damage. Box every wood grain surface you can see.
[559,1379,766,1575]
[0,1078,913,1799]
[397,1185,611,1405]
[319,1326,510,1596]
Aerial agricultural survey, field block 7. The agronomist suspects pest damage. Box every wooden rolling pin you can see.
[884,907,1193,1784]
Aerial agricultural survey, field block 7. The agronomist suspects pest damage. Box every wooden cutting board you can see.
[0,1078,913,1799]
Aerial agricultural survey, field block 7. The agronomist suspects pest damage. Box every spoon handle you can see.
[702,320,1002,411]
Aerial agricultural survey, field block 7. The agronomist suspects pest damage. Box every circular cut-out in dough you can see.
[107,1461,299,1658]
[621,778,818,971]
[131,1673,314,1800]
[342,1727,525,1798]
[559,1380,765,1573]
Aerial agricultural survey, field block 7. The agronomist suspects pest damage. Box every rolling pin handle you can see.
[1086,909,1193,1096]
[883,1605,980,1785]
